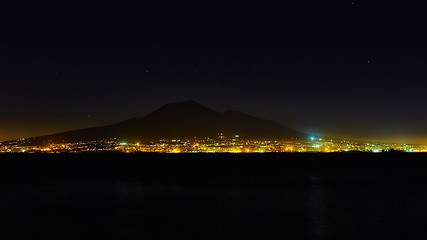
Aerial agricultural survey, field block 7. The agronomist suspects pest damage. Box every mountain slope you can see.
[26,100,306,144]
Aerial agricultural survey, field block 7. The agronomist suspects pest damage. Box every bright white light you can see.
[310,136,315,141]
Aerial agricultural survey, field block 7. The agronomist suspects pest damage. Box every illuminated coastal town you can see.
[1,134,426,153]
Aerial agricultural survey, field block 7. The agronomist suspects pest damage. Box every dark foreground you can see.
[1,153,427,239]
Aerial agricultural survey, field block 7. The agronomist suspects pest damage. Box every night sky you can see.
[1,1,426,143]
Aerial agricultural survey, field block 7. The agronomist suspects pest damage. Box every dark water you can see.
[1,153,427,239]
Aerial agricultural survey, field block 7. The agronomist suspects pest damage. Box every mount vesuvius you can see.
[22,101,307,144]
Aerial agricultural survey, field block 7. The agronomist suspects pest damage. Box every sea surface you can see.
[1,153,427,239]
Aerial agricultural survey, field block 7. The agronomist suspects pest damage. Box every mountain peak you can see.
[146,100,218,119]
[163,100,204,108]
[223,110,247,116]
[183,99,198,104]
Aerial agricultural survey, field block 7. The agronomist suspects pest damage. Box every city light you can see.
[1,135,426,154]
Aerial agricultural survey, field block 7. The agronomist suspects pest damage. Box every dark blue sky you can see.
[1,1,426,143]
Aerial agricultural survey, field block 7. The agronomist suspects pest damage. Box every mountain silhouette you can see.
[26,100,307,144]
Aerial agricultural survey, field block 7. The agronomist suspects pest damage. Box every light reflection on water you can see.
[308,174,330,238]
[1,173,427,239]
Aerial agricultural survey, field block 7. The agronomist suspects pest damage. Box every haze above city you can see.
[1,1,426,144]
